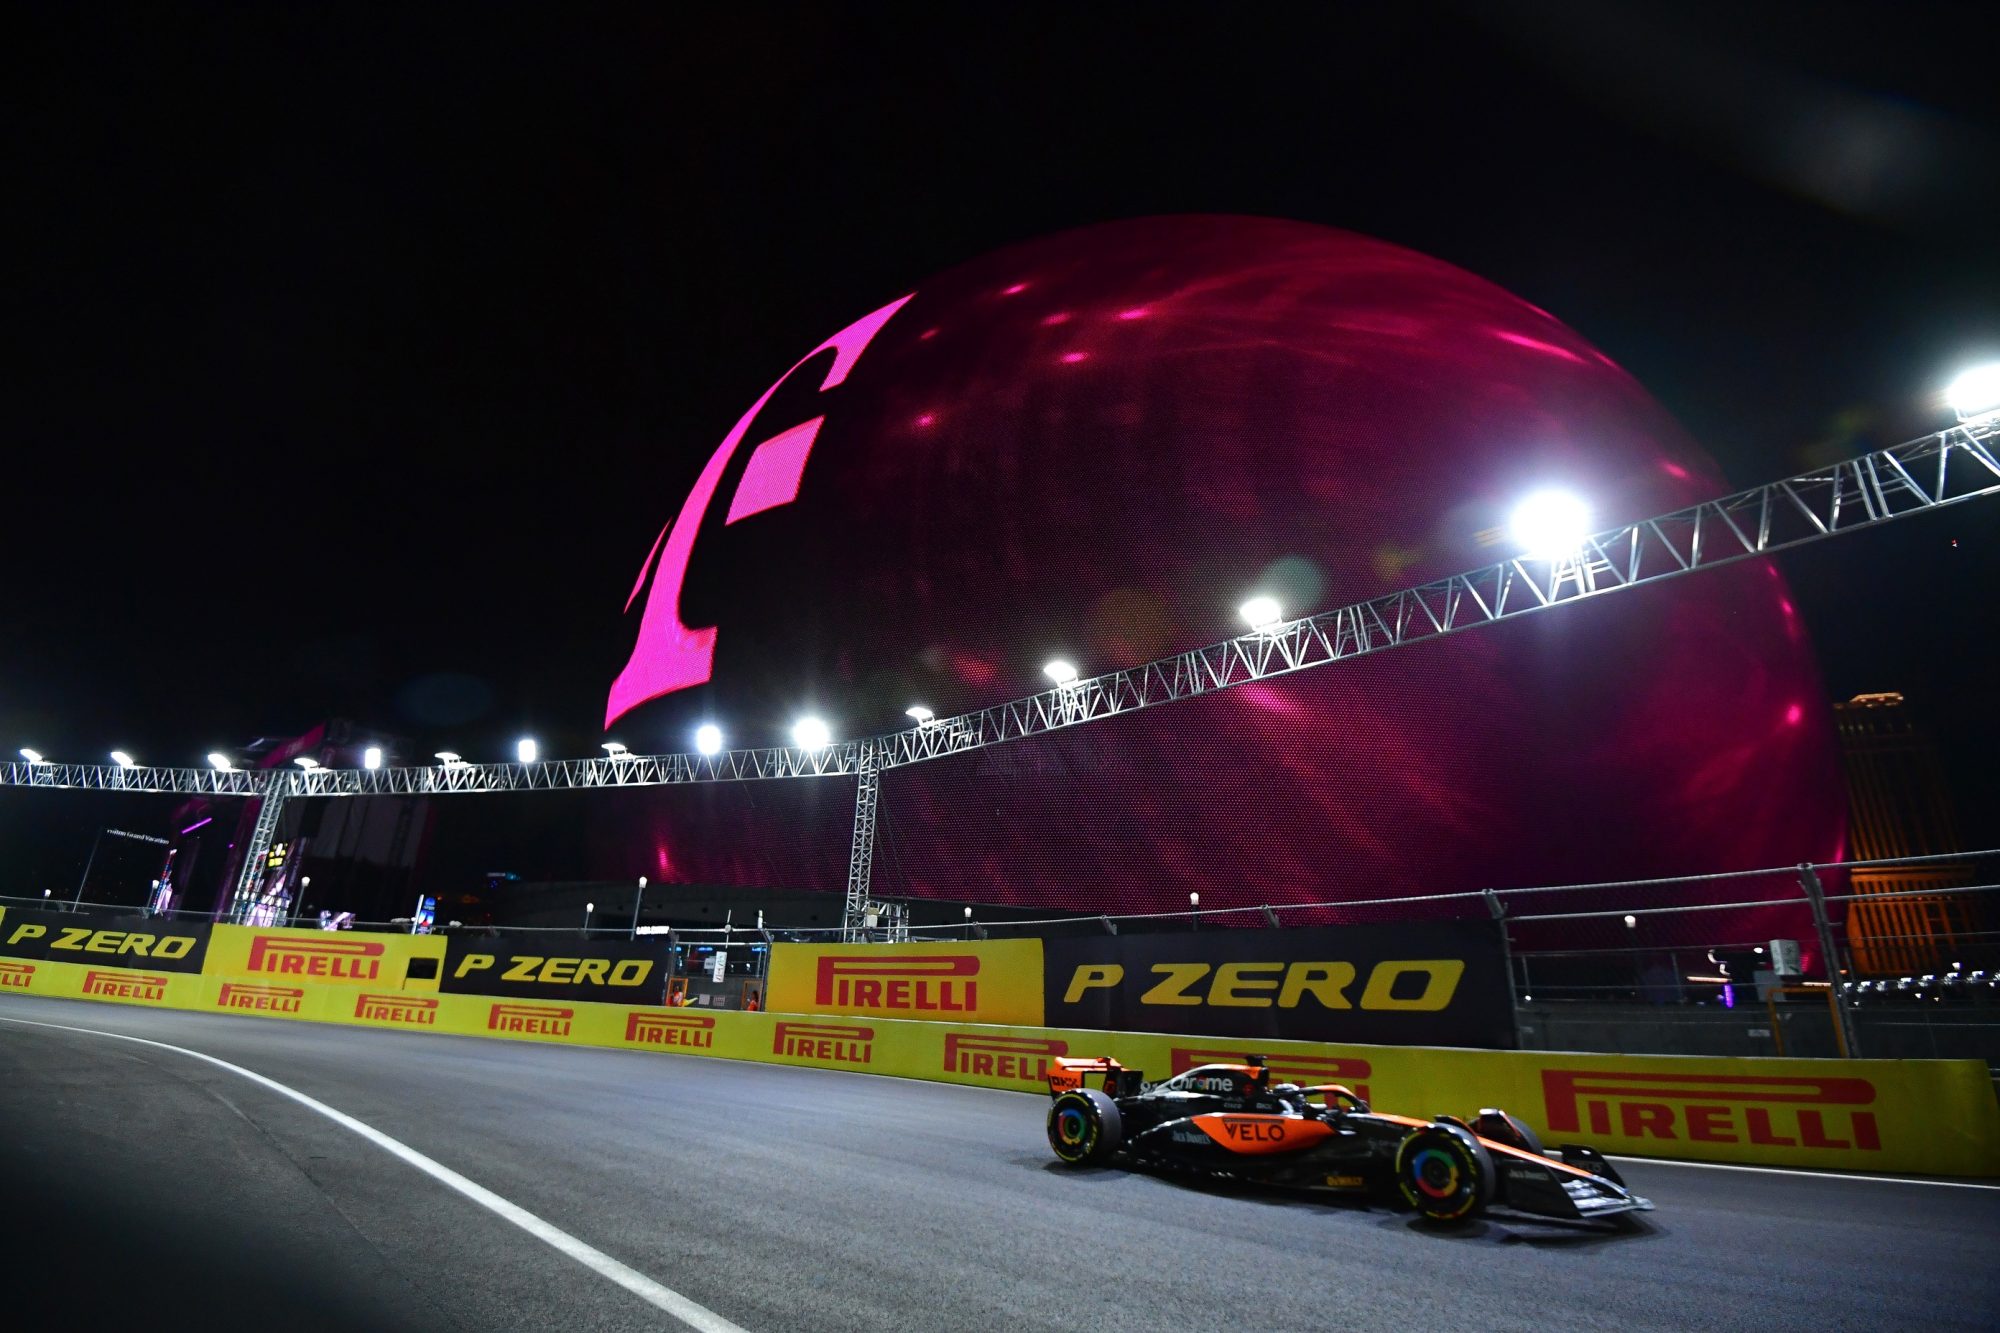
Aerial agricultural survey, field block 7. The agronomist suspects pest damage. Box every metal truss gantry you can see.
[6,417,1997,928]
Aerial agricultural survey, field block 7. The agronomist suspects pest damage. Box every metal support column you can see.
[1484,888,1522,1049]
[841,746,881,942]
[230,777,289,922]
[1797,864,1861,1059]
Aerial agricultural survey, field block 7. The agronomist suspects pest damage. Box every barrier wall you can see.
[4,945,1996,1178]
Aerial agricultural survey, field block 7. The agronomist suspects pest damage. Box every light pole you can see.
[583,900,594,934]
[630,876,648,938]
[1190,890,1200,931]
[964,905,973,941]
[71,826,106,912]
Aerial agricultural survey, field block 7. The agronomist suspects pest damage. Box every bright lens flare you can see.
[1238,595,1283,632]
[1508,489,1592,559]
[1946,362,2000,422]
[791,717,830,750]
[1043,659,1079,686]
[695,724,724,756]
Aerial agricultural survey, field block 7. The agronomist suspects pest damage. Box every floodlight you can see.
[434,751,463,765]
[905,705,935,724]
[19,748,45,764]
[516,737,538,765]
[110,750,135,768]
[791,717,830,750]
[601,741,630,758]
[1239,595,1283,632]
[1623,914,1638,928]
[1508,489,1593,559]
[293,756,321,769]
[207,753,233,771]
[695,724,724,756]
[1043,659,1079,686]
[1946,362,2000,422]
[363,746,383,770]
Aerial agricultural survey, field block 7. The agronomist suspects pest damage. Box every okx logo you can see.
[943,1032,1067,1083]
[1541,1069,1880,1152]
[606,295,913,726]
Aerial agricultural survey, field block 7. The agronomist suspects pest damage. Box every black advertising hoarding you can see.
[1043,920,1515,1049]
[440,933,670,1004]
[0,907,211,974]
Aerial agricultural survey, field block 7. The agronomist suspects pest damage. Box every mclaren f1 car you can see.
[1045,1055,1652,1226]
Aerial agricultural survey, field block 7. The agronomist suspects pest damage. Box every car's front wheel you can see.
[1047,1089,1123,1166]
[1394,1124,1493,1224]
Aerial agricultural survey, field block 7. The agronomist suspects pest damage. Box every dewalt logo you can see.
[625,1012,715,1049]
[1171,1047,1373,1105]
[0,962,35,990]
[83,969,167,1002]
[250,936,385,981]
[489,1003,575,1037]
[1542,1069,1881,1152]
[773,1021,873,1065]
[1061,959,1465,1012]
[354,993,438,1026]
[816,954,979,1013]
[218,982,304,1014]
[943,1032,1067,1083]
[5,921,200,961]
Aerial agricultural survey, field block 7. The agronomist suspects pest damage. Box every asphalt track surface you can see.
[2,995,1995,1333]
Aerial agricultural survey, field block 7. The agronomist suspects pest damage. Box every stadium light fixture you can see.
[791,717,830,751]
[1508,489,1593,559]
[516,737,538,765]
[905,705,935,725]
[1946,362,2000,423]
[434,751,463,766]
[1042,659,1079,687]
[19,748,46,764]
[207,753,233,771]
[110,750,135,768]
[293,756,320,770]
[695,724,724,756]
[363,745,383,770]
[1623,914,1638,929]
[1239,595,1283,633]
[601,741,630,758]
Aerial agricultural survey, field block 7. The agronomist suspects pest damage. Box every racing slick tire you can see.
[1395,1124,1494,1225]
[1048,1089,1123,1166]
[1470,1109,1545,1156]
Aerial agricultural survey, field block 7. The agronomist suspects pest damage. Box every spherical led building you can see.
[596,216,1845,934]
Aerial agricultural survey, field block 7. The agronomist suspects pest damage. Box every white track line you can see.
[0,1014,748,1332]
[1606,1154,2000,1191]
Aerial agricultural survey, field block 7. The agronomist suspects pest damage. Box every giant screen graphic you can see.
[593,216,1844,935]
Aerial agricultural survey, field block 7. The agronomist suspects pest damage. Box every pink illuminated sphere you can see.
[605,216,1844,931]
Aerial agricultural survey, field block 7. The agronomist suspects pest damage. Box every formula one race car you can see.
[1046,1055,1653,1226]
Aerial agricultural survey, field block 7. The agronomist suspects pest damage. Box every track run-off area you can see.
[2,995,1995,1333]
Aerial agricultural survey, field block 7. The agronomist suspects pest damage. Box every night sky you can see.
[4,3,1997,895]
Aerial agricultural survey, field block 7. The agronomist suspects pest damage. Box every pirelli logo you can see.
[353,993,439,1026]
[815,954,978,1012]
[248,935,385,981]
[0,962,34,990]
[83,969,167,1002]
[625,1011,715,1049]
[489,1003,575,1037]
[773,1021,874,1065]
[218,982,304,1014]
[1171,1047,1373,1104]
[1542,1069,1881,1151]
[943,1032,1067,1082]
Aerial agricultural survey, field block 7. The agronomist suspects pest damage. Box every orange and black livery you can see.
[1045,1054,1652,1226]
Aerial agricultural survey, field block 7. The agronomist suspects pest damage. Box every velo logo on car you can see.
[0,962,34,990]
[217,982,305,1015]
[942,1032,1068,1084]
[353,993,439,1026]
[1542,1069,1881,1153]
[1170,1048,1373,1105]
[625,1012,715,1049]
[488,1003,575,1037]
[248,935,385,981]
[773,1021,874,1066]
[82,969,168,1002]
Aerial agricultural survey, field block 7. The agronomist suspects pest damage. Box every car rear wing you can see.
[1048,1057,1145,1098]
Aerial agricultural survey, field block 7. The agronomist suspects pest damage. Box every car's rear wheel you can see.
[1395,1124,1493,1224]
[1047,1089,1123,1166]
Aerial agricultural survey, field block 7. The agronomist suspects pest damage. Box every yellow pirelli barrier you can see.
[3,926,1994,1178]
[765,938,1043,1025]
[204,923,446,991]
